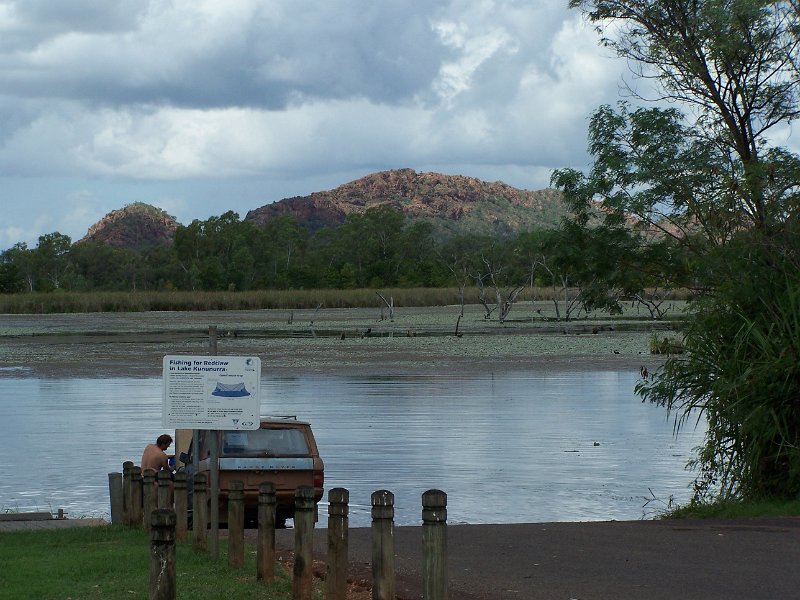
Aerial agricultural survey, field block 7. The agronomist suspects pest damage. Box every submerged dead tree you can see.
[533,254,584,321]
[376,291,394,322]
[473,255,524,323]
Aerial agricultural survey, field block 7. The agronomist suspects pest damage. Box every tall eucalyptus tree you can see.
[559,0,800,500]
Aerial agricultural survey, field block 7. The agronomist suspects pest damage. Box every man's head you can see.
[156,434,173,450]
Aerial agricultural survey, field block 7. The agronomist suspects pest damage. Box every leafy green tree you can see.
[639,228,800,499]
[316,205,415,288]
[564,0,800,500]
[65,242,139,291]
[518,221,686,320]
[258,216,309,288]
[174,212,263,290]
[330,213,372,287]
[395,220,442,287]
[361,205,406,287]
[0,262,23,293]
[33,232,71,291]
[305,227,345,288]
[338,262,359,289]
[566,0,800,236]
[140,245,187,291]
[1,243,35,292]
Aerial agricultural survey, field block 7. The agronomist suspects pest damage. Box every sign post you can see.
[163,354,260,560]
[162,355,261,430]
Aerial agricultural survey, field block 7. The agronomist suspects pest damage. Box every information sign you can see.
[162,355,260,430]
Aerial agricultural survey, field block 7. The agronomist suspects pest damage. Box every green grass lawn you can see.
[0,525,303,600]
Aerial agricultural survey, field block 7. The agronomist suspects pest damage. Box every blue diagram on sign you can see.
[211,382,251,397]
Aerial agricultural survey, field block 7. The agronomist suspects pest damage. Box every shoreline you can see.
[0,306,671,378]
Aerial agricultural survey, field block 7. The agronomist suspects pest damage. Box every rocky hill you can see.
[79,171,567,250]
[79,202,178,248]
[245,168,566,237]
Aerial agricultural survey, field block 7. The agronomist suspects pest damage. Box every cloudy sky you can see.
[2,1,793,250]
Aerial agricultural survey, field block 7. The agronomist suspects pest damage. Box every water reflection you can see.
[0,372,704,526]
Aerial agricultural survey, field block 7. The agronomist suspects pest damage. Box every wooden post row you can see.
[257,482,277,583]
[371,490,395,600]
[192,473,208,551]
[150,509,176,600]
[173,471,188,543]
[228,481,245,568]
[122,461,133,526]
[423,489,448,600]
[130,466,143,528]
[327,488,349,600]
[108,472,123,525]
[157,470,172,509]
[293,486,316,600]
[143,469,157,533]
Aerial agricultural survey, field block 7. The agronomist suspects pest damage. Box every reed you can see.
[0,287,692,314]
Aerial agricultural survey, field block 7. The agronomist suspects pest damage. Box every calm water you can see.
[0,371,704,526]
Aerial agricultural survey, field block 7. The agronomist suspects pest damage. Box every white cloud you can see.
[0,1,620,186]
[0,14,625,182]
[432,21,517,102]
[0,225,27,249]
[1,0,793,248]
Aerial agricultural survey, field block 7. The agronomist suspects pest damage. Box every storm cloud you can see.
[0,0,630,246]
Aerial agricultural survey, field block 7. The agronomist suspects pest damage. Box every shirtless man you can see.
[141,434,173,472]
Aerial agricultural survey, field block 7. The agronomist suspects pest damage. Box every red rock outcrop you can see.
[79,202,178,248]
[246,168,565,235]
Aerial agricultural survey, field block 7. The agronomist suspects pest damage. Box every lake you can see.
[0,370,704,527]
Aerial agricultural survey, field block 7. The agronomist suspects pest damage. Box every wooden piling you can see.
[371,490,395,600]
[257,482,276,582]
[108,472,123,525]
[157,470,172,509]
[131,466,143,528]
[122,461,133,526]
[143,469,157,533]
[208,325,218,354]
[293,486,316,600]
[192,473,208,551]
[227,481,245,568]
[422,489,448,600]
[327,487,350,600]
[173,471,188,543]
[149,509,176,600]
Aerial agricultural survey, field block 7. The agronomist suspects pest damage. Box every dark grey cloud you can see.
[0,1,654,250]
[1,0,451,109]
[13,0,144,32]
[0,1,144,54]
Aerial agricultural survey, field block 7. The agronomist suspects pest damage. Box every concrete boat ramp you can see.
[0,511,107,532]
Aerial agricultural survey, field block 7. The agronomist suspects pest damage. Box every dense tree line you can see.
[0,206,681,319]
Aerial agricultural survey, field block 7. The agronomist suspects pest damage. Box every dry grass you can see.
[0,287,693,314]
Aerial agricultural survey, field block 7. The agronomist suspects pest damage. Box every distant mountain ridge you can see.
[245,168,565,236]
[79,202,178,248]
[80,170,567,248]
